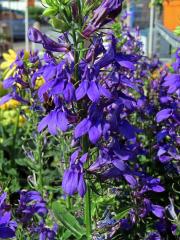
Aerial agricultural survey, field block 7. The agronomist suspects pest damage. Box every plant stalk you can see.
[72,18,91,238]
[85,182,92,239]
[37,135,43,194]
[82,135,92,239]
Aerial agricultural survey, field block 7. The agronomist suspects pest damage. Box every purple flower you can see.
[163,74,180,94]
[156,108,172,123]
[82,0,124,37]
[75,104,108,144]
[0,217,17,239]
[33,223,58,240]
[140,199,164,219]
[89,146,131,174]
[38,108,69,135]
[17,190,48,224]
[120,218,133,231]
[172,48,180,71]
[28,27,70,53]
[76,79,111,102]
[37,61,75,103]
[145,232,161,240]
[0,193,17,239]
[97,210,117,229]
[0,92,29,106]
[76,62,111,102]
[85,35,105,63]
[3,75,29,89]
[140,177,165,194]
[62,150,87,197]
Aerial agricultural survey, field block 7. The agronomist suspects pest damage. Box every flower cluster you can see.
[155,49,180,169]
[0,192,17,239]
[0,191,57,239]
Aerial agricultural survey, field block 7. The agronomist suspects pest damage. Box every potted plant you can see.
[163,0,180,31]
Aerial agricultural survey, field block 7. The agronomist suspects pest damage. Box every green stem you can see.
[85,182,92,239]
[11,107,20,169]
[67,196,72,210]
[12,107,20,151]
[71,21,91,238]
[82,136,92,239]
[37,135,43,194]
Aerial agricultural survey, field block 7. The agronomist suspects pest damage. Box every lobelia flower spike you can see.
[1,1,178,238]
[154,48,180,165]
[82,0,124,38]
[0,49,42,106]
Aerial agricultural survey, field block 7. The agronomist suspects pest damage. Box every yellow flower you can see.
[0,49,16,70]
[0,49,17,80]
[35,76,45,89]
[0,99,20,110]
[19,115,26,125]
[0,107,27,127]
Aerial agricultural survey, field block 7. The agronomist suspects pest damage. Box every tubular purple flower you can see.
[0,93,29,106]
[17,190,48,224]
[156,108,172,123]
[28,27,70,53]
[163,74,180,94]
[38,108,69,135]
[71,0,79,20]
[140,199,164,219]
[82,0,124,37]
[62,151,87,197]
[0,192,17,239]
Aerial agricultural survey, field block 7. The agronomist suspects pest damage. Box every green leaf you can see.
[61,230,72,240]
[114,207,132,220]
[15,158,39,171]
[52,201,85,239]
[43,7,58,16]
[49,17,63,29]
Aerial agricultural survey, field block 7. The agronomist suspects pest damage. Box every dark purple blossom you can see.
[156,108,172,123]
[145,232,161,240]
[139,177,165,194]
[140,199,164,219]
[75,103,107,144]
[62,150,88,197]
[28,27,70,53]
[32,223,58,240]
[38,108,69,135]
[17,190,48,224]
[0,193,17,239]
[83,0,124,37]
[163,74,180,94]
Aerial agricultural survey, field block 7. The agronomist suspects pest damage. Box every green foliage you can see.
[174,26,180,37]
[114,207,133,220]
[28,6,44,22]
[52,200,86,239]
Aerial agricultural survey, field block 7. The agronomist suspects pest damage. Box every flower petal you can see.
[156,108,172,123]
[76,80,89,100]
[87,81,100,102]
[88,123,102,144]
[75,118,91,138]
